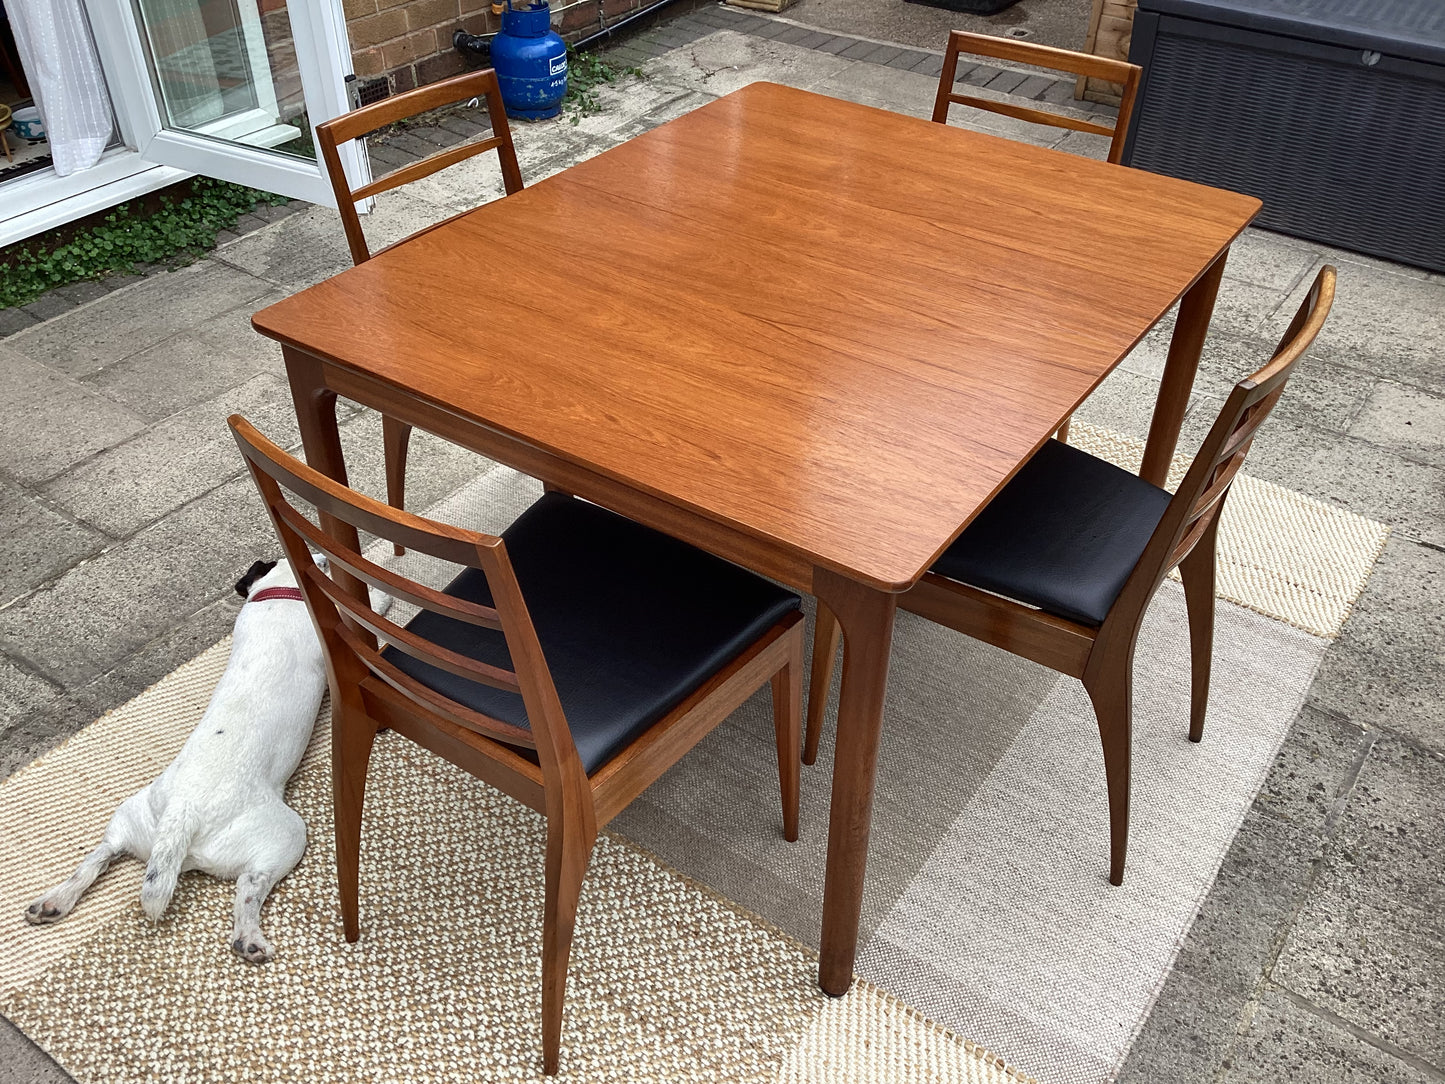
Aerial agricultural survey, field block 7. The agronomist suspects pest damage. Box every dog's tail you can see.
[140,805,198,921]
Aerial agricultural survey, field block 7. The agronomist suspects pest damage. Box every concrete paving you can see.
[0,6,1441,1083]
[783,0,1091,52]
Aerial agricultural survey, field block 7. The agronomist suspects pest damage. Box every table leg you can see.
[1140,248,1229,487]
[812,566,897,997]
[282,346,370,604]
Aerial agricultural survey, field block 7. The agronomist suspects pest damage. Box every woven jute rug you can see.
[0,426,1386,1084]
[0,647,1023,1083]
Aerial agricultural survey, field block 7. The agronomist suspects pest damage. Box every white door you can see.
[88,0,368,206]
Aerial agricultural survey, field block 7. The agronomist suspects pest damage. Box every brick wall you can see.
[344,0,662,95]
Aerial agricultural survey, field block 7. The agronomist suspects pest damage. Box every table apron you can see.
[309,356,821,594]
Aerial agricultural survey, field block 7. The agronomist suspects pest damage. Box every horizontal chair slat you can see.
[950,30,1139,83]
[947,94,1116,138]
[321,75,500,145]
[1188,458,1245,522]
[360,677,547,798]
[305,565,521,695]
[1215,396,1280,463]
[274,501,503,630]
[336,622,537,748]
[353,136,505,202]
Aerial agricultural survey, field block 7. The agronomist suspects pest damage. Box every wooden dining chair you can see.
[315,69,525,536]
[230,415,804,1076]
[805,266,1336,887]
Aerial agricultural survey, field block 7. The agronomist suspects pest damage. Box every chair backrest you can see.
[315,68,525,266]
[931,31,1142,165]
[228,415,583,789]
[1110,265,1337,627]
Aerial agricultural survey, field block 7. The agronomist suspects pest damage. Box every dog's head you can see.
[234,560,277,599]
[233,555,329,599]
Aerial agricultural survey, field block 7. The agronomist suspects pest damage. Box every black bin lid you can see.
[1137,0,1445,66]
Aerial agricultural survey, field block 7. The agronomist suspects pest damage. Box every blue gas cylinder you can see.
[491,2,567,120]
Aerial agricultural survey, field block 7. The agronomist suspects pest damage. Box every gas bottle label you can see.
[549,56,567,76]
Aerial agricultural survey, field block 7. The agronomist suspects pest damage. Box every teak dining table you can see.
[253,81,1261,997]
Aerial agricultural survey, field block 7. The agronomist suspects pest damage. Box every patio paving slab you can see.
[1307,535,1444,755]
[78,294,287,422]
[1112,968,1248,1084]
[18,294,78,323]
[0,596,244,785]
[1222,227,1325,293]
[7,262,273,378]
[211,207,357,293]
[0,308,40,336]
[1254,703,1370,833]
[1348,380,1445,469]
[779,0,1091,53]
[1170,809,1322,996]
[1260,258,1445,396]
[0,656,62,745]
[60,596,244,727]
[0,480,105,609]
[40,373,302,538]
[0,346,149,486]
[0,473,278,689]
[1121,329,1379,434]
[1272,735,1445,1065]
[49,282,110,307]
[646,29,853,97]
[0,1015,66,1084]
[1240,419,1445,550]
[1221,988,1440,1084]
[1074,364,1212,443]
[814,58,957,122]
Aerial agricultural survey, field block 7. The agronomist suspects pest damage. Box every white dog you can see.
[24,557,380,963]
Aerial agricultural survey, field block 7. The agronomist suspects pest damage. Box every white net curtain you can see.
[7,0,115,175]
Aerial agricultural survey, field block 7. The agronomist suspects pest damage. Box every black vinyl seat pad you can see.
[382,493,801,773]
[930,440,1173,626]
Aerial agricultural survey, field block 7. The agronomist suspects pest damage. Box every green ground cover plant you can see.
[0,178,286,310]
[564,47,644,123]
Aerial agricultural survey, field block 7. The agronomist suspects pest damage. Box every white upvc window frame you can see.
[0,0,368,248]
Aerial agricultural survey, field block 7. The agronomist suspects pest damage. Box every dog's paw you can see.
[232,934,274,964]
[23,898,68,925]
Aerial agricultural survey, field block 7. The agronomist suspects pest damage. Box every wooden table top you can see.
[254,82,1260,592]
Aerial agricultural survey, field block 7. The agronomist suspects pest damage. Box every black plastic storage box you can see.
[1122,0,1445,272]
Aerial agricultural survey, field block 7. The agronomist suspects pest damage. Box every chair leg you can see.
[1083,658,1133,887]
[382,415,412,557]
[771,630,803,842]
[1178,514,1220,744]
[542,815,595,1076]
[332,703,379,942]
[804,603,841,766]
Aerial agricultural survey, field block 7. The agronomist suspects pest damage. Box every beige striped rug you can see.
[0,426,1386,1084]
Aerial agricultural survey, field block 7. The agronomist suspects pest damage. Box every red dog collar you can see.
[248,587,305,604]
